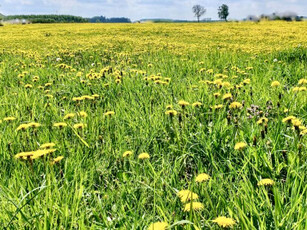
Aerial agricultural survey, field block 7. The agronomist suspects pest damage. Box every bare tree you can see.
[192,5,206,22]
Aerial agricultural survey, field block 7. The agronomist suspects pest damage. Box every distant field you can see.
[0,22,306,229]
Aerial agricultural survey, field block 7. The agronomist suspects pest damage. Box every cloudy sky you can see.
[1,0,306,21]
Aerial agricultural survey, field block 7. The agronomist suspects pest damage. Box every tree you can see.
[218,4,229,21]
[192,5,206,22]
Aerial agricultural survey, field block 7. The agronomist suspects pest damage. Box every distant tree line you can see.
[246,12,303,22]
[4,15,87,23]
[89,16,131,23]
[2,14,131,23]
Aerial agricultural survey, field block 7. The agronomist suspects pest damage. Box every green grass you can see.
[0,23,306,229]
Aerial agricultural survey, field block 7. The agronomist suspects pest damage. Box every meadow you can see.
[0,21,306,229]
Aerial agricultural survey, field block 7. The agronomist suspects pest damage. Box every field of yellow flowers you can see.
[0,21,306,229]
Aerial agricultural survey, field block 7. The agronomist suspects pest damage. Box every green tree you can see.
[218,4,229,21]
[192,5,206,22]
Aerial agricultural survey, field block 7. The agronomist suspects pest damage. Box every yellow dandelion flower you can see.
[148,222,168,230]
[92,94,99,99]
[211,104,224,110]
[271,81,280,87]
[192,102,202,107]
[234,142,247,150]
[300,129,307,136]
[16,124,29,131]
[64,113,75,120]
[291,118,301,127]
[222,93,232,100]
[292,87,300,92]
[213,216,236,228]
[40,143,56,149]
[299,87,306,91]
[214,92,221,98]
[257,178,274,186]
[51,156,64,165]
[73,123,86,129]
[165,110,178,116]
[78,111,88,118]
[257,117,268,125]
[178,100,189,107]
[81,95,95,100]
[195,173,211,182]
[184,202,204,212]
[243,79,251,84]
[229,102,243,109]
[30,149,57,160]
[177,190,199,203]
[282,116,296,123]
[123,151,133,158]
[166,105,173,110]
[3,117,16,122]
[45,82,52,87]
[15,151,34,159]
[138,152,150,160]
[53,122,67,128]
[24,84,32,89]
[72,97,83,102]
[222,82,231,88]
[298,78,307,85]
[27,122,41,128]
[104,111,115,116]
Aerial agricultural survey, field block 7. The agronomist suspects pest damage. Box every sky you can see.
[1,0,306,21]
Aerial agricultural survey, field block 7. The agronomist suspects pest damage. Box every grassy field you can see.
[0,21,306,229]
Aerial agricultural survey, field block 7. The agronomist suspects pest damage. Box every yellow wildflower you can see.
[257,178,274,186]
[178,100,189,107]
[64,113,75,120]
[51,156,64,165]
[165,110,178,116]
[271,81,280,87]
[123,151,133,157]
[222,93,232,100]
[177,190,198,203]
[213,216,236,228]
[16,124,29,131]
[104,111,115,116]
[78,111,88,118]
[53,122,67,128]
[234,142,247,150]
[211,104,224,110]
[73,123,86,129]
[148,222,168,230]
[195,173,211,182]
[24,84,32,89]
[282,116,296,123]
[192,102,202,107]
[184,202,204,212]
[298,78,307,85]
[229,102,242,109]
[3,117,16,122]
[138,153,150,160]
[40,143,56,149]
[257,117,268,125]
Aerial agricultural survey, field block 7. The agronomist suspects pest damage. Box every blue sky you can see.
[1,0,306,20]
